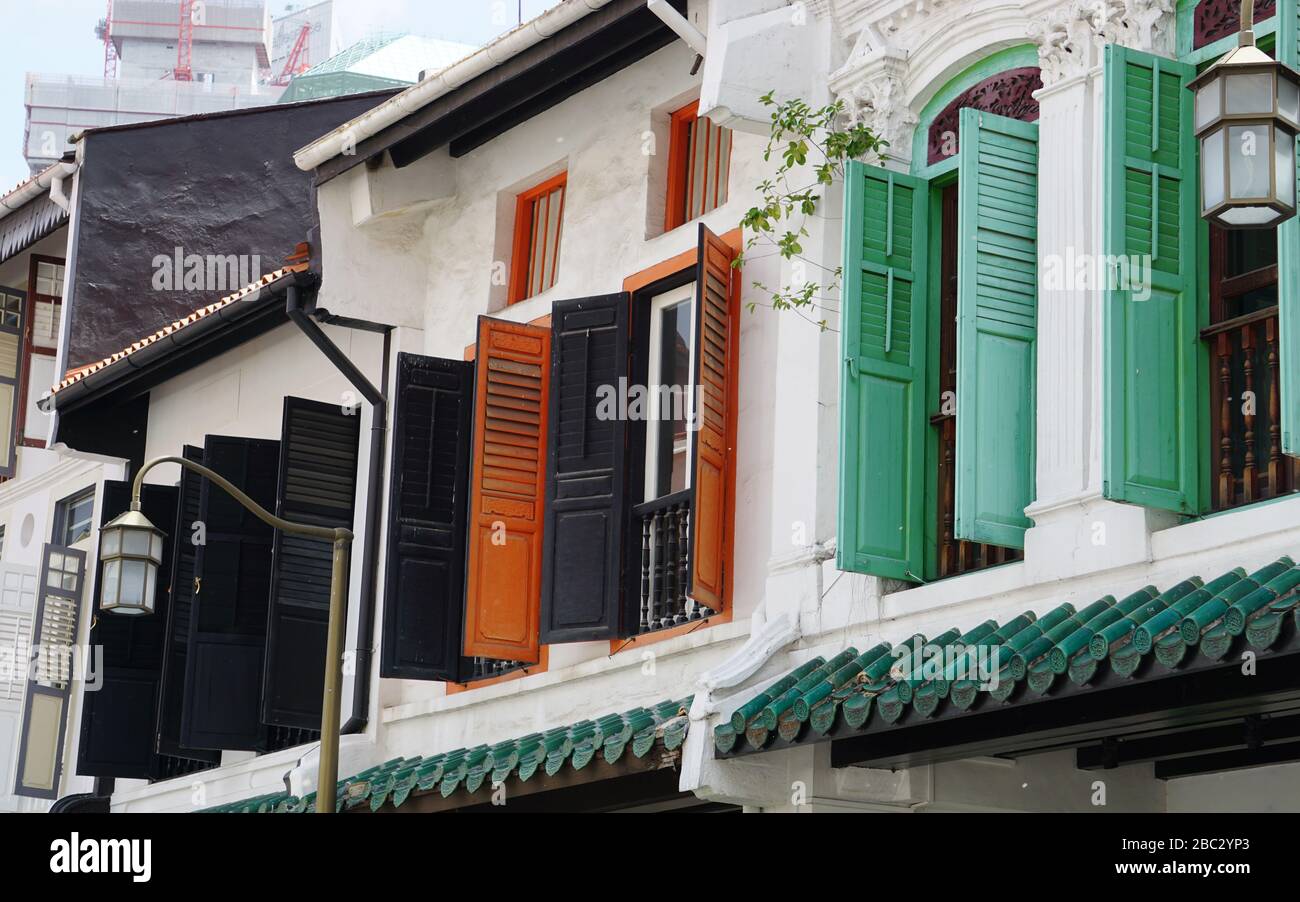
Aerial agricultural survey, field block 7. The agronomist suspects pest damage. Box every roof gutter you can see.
[293,0,619,172]
[0,159,77,221]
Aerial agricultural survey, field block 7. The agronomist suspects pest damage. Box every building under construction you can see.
[22,1,335,174]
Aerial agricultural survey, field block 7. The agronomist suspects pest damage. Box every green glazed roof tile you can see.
[716,557,1300,758]
[205,697,696,812]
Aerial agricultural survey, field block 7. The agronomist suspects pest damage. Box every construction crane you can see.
[96,0,119,79]
[273,22,313,87]
[175,0,196,81]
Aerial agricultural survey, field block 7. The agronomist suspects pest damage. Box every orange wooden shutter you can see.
[689,225,739,613]
[463,316,551,661]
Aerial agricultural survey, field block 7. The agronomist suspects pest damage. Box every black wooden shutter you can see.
[76,481,189,779]
[154,446,218,763]
[540,294,630,643]
[380,354,474,681]
[180,436,279,751]
[262,398,361,728]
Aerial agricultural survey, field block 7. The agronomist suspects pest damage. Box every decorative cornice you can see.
[832,47,917,162]
[1027,0,1175,87]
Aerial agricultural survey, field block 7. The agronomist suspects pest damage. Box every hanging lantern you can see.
[1189,12,1300,228]
[98,509,166,616]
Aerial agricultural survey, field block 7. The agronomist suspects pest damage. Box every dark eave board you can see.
[315,0,687,182]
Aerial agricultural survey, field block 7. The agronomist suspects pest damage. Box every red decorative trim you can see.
[1194,0,1275,51]
[926,67,1043,166]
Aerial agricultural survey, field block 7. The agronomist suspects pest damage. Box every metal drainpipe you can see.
[285,284,389,735]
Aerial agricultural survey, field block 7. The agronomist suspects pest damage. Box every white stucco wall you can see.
[0,448,128,812]
[316,38,792,720]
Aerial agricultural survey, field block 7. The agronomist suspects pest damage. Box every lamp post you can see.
[1189,0,1300,228]
[100,456,353,814]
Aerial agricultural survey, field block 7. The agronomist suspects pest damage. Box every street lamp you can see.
[98,509,166,616]
[101,456,353,814]
[1189,1,1300,228]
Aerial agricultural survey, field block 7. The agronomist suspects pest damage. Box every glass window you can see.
[55,489,95,547]
[34,262,65,299]
[644,283,695,501]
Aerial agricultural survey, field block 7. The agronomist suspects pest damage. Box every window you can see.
[665,101,732,232]
[0,525,6,559]
[53,488,95,547]
[645,283,695,500]
[839,105,1039,584]
[0,289,20,478]
[30,259,63,352]
[1099,44,1300,518]
[508,173,567,304]
[1204,224,1296,511]
[381,228,741,679]
[21,256,65,452]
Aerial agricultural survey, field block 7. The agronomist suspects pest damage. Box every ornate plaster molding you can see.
[1027,0,1175,87]
[832,48,918,160]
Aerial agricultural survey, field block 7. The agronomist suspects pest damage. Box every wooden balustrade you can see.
[932,411,1021,579]
[1204,307,1296,511]
[633,490,707,635]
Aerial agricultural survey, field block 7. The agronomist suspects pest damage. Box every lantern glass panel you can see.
[120,559,148,609]
[100,526,120,558]
[1219,205,1282,226]
[1225,71,1275,115]
[122,527,151,556]
[1278,126,1295,210]
[1228,124,1272,199]
[102,559,120,607]
[1279,77,1300,128]
[150,532,164,563]
[144,567,157,612]
[1203,127,1226,212]
[1196,81,1221,132]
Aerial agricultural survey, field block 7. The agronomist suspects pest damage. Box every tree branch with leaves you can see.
[736,93,885,331]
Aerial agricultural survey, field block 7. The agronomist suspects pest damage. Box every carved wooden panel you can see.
[926,68,1042,165]
[1194,0,1275,50]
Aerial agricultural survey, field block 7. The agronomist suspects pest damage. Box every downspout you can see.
[647,0,707,55]
[285,284,389,735]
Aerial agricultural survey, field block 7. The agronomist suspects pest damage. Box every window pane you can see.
[19,693,63,792]
[652,299,693,498]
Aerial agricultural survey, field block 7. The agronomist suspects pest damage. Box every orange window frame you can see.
[609,228,742,655]
[508,172,568,305]
[664,102,732,233]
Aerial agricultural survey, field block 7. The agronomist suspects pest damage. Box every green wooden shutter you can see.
[1102,45,1201,514]
[839,161,930,582]
[955,108,1039,548]
[1279,6,1300,454]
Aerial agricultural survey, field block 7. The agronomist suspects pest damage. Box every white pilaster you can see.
[1022,0,1179,583]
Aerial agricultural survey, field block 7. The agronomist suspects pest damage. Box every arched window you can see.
[1194,0,1275,50]
[925,67,1042,165]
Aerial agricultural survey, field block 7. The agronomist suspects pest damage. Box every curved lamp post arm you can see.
[131,456,353,543]
[131,455,352,814]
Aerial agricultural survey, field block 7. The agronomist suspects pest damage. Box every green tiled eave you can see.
[715,558,1300,757]
[202,697,692,813]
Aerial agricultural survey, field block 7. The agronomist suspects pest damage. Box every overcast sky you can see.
[0,0,561,190]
